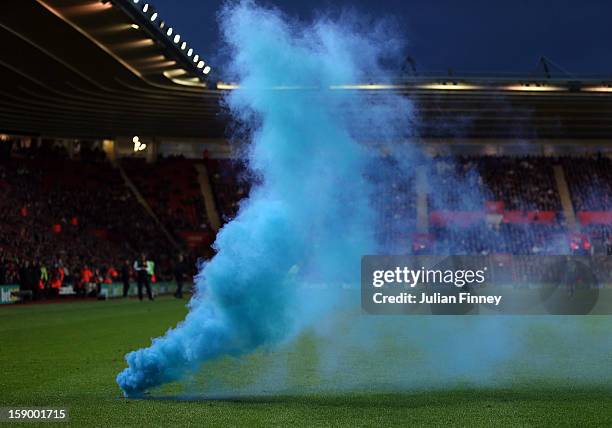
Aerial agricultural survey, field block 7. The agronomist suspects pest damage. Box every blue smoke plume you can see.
[117,1,612,398]
[116,0,409,396]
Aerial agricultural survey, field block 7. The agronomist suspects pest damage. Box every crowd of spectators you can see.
[370,155,418,248]
[398,154,610,256]
[0,141,181,294]
[206,158,250,221]
[203,152,612,258]
[561,154,612,211]
[478,156,561,211]
[429,155,561,211]
[428,156,485,210]
[121,156,210,238]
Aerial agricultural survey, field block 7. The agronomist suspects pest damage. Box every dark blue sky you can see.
[152,0,612,77]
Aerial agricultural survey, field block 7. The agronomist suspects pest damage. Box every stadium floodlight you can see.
[150,12,158,21]
[181,42,187,50]
[142,3,149,13]
[193,54,199,63]
[203,66,211,74]
[187,48,193,56]
[197,61,204,69]
[166,27,173,36]
[173,34,181,44]
[131,24,139,30]
[133,0,139,3]
[132,136,146,152]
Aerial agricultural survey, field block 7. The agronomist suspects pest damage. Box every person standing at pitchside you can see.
[133,254,153,301]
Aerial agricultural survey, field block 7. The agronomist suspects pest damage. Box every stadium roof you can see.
[1,1,612,141]
[0,0,224,139]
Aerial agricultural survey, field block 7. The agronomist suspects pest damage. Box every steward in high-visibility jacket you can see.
[39,265,48,290]
[133,255,153,301]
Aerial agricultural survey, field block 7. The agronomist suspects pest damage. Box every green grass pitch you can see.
[1,297,611,427]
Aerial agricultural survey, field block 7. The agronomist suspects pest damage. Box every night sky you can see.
[152,0,612,78]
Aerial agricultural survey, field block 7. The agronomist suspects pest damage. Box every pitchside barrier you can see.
[0,281,193,304]
[0,285,20,305]
[99,281,193,299]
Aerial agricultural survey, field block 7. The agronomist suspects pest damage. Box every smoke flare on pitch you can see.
[116,0,409,396]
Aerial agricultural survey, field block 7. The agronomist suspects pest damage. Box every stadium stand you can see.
[429,155,561,211]
[371,155,418,250]
[2,135,612,295]
[199,152,612,258]
[429,156,485,211]
[205,158,251,221]
[0,141,188,294]
[562,155,612,211]
[121,157,210,238]
[477,156,561,211]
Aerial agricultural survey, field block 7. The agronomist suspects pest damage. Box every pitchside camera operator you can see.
[133,254,154,301]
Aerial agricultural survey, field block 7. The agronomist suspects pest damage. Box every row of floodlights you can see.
[132,0,211,75]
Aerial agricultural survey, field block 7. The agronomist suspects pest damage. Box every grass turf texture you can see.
[1,297,611,427]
